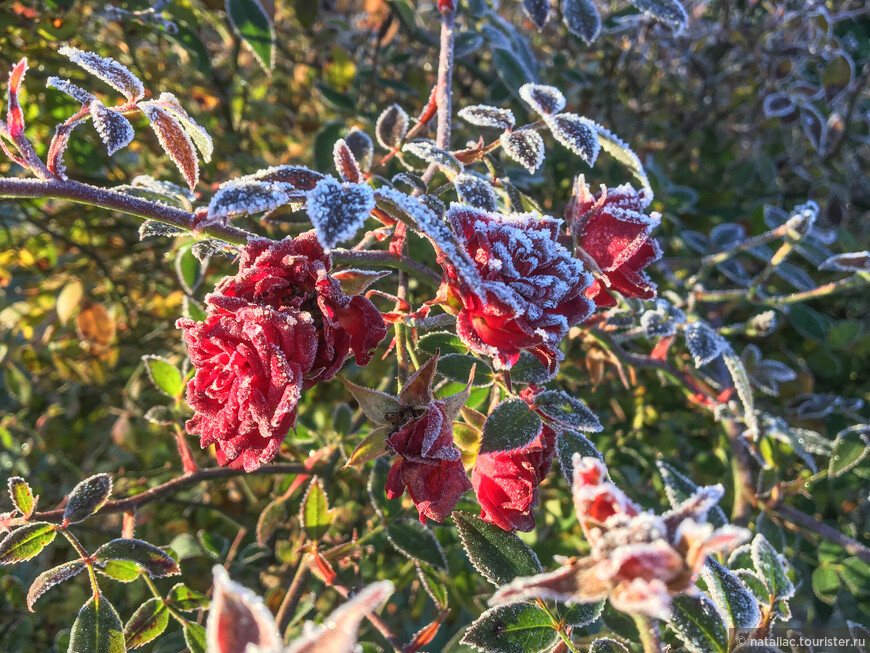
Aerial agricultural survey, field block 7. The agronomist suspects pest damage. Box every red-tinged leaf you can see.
[311,549,337,584]
[124,598,169,649]
[344,425,390,468]
[27,560,88,612]
[7,58,27,139]
[93,538,181,578]
[152,92,214,163]
[405,611,449,653]
[0,522,56,564]
[205,566,281,653]
[89,101,134,156]
[59,46,144,101]
[140,103,199,190]
[284,581,393,653]
[333,138,362,183]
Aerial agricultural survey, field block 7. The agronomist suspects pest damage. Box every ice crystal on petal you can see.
[306,177,376,251]
[547,112,600,165]
[89,101,134,156]
[500,130,545,173]
[457,105,516,130]
[454,173,498,212]
[46,77,95,105]
[58,46,144,101]
[375,103,409,150]
[519,83,566,116]
[562,0,602,44]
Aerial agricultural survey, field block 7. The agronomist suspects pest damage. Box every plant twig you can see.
[275,556,311,637]
[771,502,870,564]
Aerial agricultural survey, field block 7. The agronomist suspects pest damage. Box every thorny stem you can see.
[632,614,663,653]
[275,556,311,638]
[724,420,755,526]
[32,463,318,521]
[771,502,870,565]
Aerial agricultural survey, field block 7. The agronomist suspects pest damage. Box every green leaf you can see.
[589,639,630,653]
[226,0,275,73]
[812,564,840,604]
[167,583,210,612]
[63,473,112,525]
[256,497,287,546]
[437,353,493,387]
[294,0,318,29]
[509,351,552,385]
[69,594,126,653]
[841,557,870,597]
[555,429,603,485]
[655,461,728,528]
[559,600,604,628]
[750,534,794,599]
[667,593,728,653]
[345,426,390,468]
[301,477,332,541]
[418,331,467,356]
[174,244,203,294]
[490,48,534,92]
[141,356,184,397]
[97,560,141,583]
[124,598,169,649]
[416,563,448,609]
[316,81,356,110]
[534,390,601,431]
[594,124,650,191]
[165,24,212,77]
[183,622,207,653]
[701,559,761,629]
[461,603,558,653]
[452,512,541,586]
[7,476,36,518]
[340,377,402,426]
[480,399,543,454]
[829,427,870,477]
[386,519,447,571]
[0,522,57,564]
[788,304,831,343]
[93,539,180,578]
[27,560,87,611]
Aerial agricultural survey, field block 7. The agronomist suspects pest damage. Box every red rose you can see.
[214,231,386,386]
[178,296,317,472]
[472,425,556,532]
[436,206,594,372]
[566,179,662,308]
[384,400,472,524]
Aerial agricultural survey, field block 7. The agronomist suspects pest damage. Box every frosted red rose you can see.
[214,231,386,387]
[566,178,662,308]
[178,296,317,472]
[436,206,594,372]
[385,400,472,524]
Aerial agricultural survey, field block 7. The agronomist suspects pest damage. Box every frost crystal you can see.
[819,251,870,273]
[628,0,689,33]
[523,0,551,29]
[457,105,516,130]
[46,77,95,105]
[238,165,324,190]
[562,0,602,44]
[392,172,427,193]
[306,177,376,251]
[454,173,498,212]
[207,181,291,222]
[685,321,726,368]
[344,128,373,171]
[546,112,600,165]
[152,92,214,163]
[139,221,186,240]
[89,101,134,156]
[58,46,144,101]
[375,103,409,150]
[333,138,362,183]
[500,130,545,173]
[140,102,199,190]
[402,141,462,173]
[519,83,566,116]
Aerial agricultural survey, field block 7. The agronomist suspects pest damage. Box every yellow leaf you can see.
[76,303,115,348]
[56,279,84,324]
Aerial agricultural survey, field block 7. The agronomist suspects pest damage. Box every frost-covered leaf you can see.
[89,101,134,156]
[140,102,199,190]
[339,376,402,425]
[59,46,144,101]
[656,461,727,528]
[685,321,726,368]
[402,141,462,173]
[750,534,794,600]
[546,113,599,165]
[226,0,275,73]
[64,473,112,525]
[742,345,796,396]
[7,477,35,518]
[723,347,758,437]
[167,583,210,612]
[593,123,651,192]
[519,84,565,116]
[345,128,373,172]
[208,181,290,222]
[500,130,545,173]
[523,0,551,29]
[27,560,87,612]
[819,251,870,272]
[306,177,375,251]
[6,58,27,138]
[773,262,815,291]
[829,425,870,478]
[627,0,689,32]
[800,105,826,153]
[559,600,604,628]
[452,512,542,586]
[386,519,447,571]
[534,390,601,432]
[480,399,543,454]
[344,425,389,468]
[301,477,332,541]
[241,165,324,190]
[417,563,449,609]
[491,47,535,91]
[457,105,516,130]
[461,603,558,653]
[376,104,409,150]
[556,430,602,485]
[93,538,181,578]
[562,0,601,44]
[763,92,795,119]
[641,310,675,338]
[46,77,95,105]
[184,622,207,653]
[333,138,362,184]
[69,594,125,653]
[392,172,427,193]
[589,640,630,653]
[151,93,214,163]
[701,559,761,630]
[205,566,281,653]
[667,593,728,653]
[454,173,497,212]
[124,597,169,649]
[0,522,56,564]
